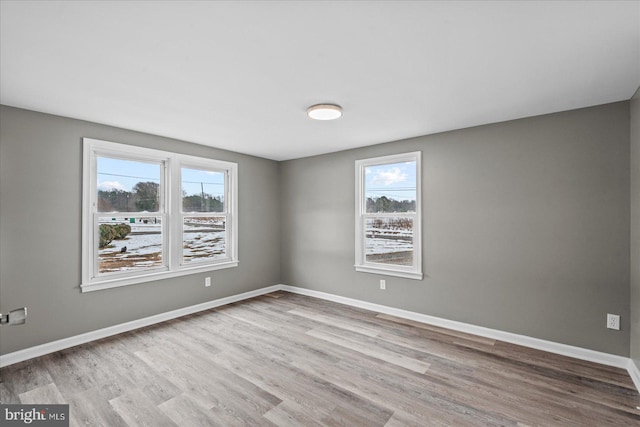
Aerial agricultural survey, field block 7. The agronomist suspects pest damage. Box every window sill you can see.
[355,265,423,280]
[81,261,239,293]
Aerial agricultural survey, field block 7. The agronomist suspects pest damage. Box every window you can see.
[180,166,228,265]
[355,152,422,280]
[82,138,238,292]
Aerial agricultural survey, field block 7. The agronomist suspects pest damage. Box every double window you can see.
[82,138,238,292]
[355,152,422,280]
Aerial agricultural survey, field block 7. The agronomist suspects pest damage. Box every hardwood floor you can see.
[1,291,639,426]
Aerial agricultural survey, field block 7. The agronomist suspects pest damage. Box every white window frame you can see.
[177,160,232,268]
[82,138,238,292]
[355,151,422,280]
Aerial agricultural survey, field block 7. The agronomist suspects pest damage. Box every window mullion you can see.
[169,158,180,272]
[92,213,99,280]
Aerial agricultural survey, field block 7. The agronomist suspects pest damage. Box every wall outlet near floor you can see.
[0,307,27,325]
[205,277,211,287]
[380,279,386,290]
[606,313,620,330]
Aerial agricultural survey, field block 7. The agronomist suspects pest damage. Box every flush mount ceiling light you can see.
[306,103,343,120]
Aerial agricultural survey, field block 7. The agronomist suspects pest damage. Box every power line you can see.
[98,172,160,181]
[98,172,222,186]
[366,187,416,191]
[182,180,223,185]
[367,192,416,197]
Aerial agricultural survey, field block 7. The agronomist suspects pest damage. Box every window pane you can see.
[365,161,416,213]
[182,168,225,212]
[98,216,163,274]
[97,157,161,212]
[183,216,226,263]
[365,217,413,266]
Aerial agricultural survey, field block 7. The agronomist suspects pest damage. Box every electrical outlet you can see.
[380,279,386,290]
[0,307,27,325]
[607,314,620,330]
[205,277,211,287]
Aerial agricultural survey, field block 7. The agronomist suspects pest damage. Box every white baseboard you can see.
[2,283,637,395]
[629,359,640,394]
[278,284,631,370]
[0,285,281,368]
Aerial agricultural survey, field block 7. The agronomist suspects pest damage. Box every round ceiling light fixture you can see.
[306,103,343,120]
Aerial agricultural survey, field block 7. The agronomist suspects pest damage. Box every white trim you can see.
[0,285,279,368]
[175,158,238,270]
[2,283,637,394]
[81,137,239,292]
[355,151,422,280]
[278,284,631,370]
[355,265,423,280]
[80,261,239,292]
[629,359,640,394]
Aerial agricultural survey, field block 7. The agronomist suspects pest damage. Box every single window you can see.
[181,166,229,265]
[82,138,238,292]
[96,157,165,277]
[355,152,422,280]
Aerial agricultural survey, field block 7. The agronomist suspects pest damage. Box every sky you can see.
[97,156,411,202]
[364,161,416,202]
[181,167,224,199]
[97,157,160,192]
[97,157,225,199]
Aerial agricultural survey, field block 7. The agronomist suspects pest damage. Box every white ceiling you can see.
[1,1,639,161]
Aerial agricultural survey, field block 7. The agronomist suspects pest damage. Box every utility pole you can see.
[201,182,205,211]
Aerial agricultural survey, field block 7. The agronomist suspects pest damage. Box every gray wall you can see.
[1,101,634,359]
[0,106,281,354]
[281,102,631,356]
[631,87,640,369]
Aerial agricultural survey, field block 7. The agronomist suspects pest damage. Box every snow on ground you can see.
[98,218,410,272]
[98,218,226,272]
[183,229,226,263]
[365,226,413,255]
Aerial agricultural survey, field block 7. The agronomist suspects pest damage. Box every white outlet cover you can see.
[607,314,620,330]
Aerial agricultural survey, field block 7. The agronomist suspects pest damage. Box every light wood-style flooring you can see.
[1,291,639,426]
